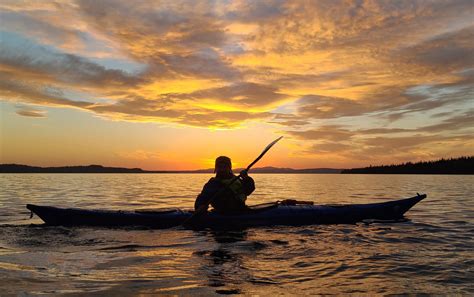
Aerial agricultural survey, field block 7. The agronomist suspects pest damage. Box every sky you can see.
[0,0,473,170]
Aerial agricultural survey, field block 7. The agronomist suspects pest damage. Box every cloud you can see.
[178,109,272,128]
[86,94,272,128]
[282,65,472,122]
[157,49,240,80]
[225,0,287,22]
[0,33,145,89]
[393,26,474,72]
[88,100,180,119]
[281,105,474,163]
[294,95,369,119]
[76,0,229,56]
[268,113,310,126]
[15,106,46,118]
[288,124,474,165]
[0,10,82,49]
[1,0,473,141]
[356,134,474,159]
[285,109,474,139]
[286,125,355,141]
[307,141,353,154]
[244,1,473,53]
[186,82,286,107]
[0,74,92,108]
[420,111,474,133]
[270,119,309,127]
[355,111,474,135]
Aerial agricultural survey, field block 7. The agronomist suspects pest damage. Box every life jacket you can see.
[218,177,247,203]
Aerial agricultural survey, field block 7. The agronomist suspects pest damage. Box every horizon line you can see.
[0,163,345,172]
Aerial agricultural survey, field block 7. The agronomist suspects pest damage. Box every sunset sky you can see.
[1,0,473,170]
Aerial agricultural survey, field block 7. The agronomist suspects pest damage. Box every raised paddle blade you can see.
[265,136,283,151]
[246,136,283,171]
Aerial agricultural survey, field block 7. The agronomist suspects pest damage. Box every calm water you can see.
[0,174,473,295]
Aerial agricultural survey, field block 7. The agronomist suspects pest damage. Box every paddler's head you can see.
[214,156,233,179]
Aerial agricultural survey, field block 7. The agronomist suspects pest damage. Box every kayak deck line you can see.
[26,193,427,229]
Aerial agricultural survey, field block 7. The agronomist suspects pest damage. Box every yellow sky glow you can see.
[1,1,473,170]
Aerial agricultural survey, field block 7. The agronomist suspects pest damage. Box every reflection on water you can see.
[0,174,473,295]
[195,231,248,294]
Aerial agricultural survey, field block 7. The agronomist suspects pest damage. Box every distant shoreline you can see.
[0,164,342,174]
[1,156,472,174]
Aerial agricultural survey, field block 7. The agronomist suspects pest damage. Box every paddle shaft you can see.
[183,136,283,226]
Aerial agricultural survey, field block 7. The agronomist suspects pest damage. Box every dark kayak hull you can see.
[26,194,426,229]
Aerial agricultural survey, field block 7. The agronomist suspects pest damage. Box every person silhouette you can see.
[194,156,255,214]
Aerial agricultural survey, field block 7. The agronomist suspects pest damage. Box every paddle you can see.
[183,136,283,226]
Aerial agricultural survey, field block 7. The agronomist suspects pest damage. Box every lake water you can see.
[0,174,473,295]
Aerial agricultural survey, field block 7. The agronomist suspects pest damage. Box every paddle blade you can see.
[246,136,283,171]
[264,136,283,152]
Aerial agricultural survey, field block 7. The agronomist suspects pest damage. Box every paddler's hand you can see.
[240,169,248,178]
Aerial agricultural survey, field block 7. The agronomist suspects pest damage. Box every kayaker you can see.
[194,156,255,213]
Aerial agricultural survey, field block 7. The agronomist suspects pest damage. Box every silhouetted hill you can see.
[0,164,145,173]
[0,164,342,174]
[341,156,474,174]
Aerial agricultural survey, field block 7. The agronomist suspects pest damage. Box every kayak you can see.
[26,194,426,229]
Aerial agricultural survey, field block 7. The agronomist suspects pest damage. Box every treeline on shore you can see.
[341,156,473,174]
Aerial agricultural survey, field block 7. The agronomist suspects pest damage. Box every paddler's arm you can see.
[239,170,255,195]
[194,193,209,211]
[194,179,217,211]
